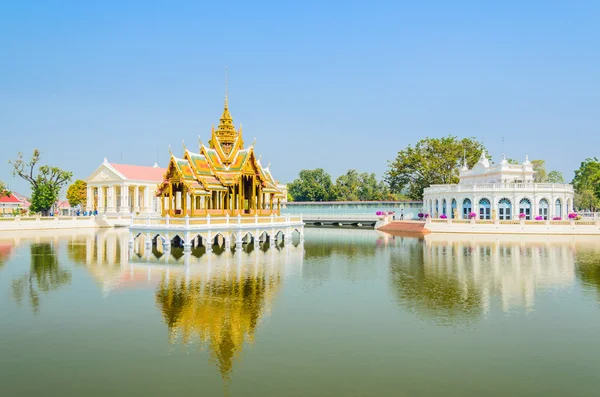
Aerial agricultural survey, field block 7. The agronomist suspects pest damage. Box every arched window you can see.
[519,198,532,220]
[498,198,512,220]
[479,198,491,220]
[555,199,562,219]
[566,198,571,214]
[539,199,549,220]
[462,198,472,219]
[442,199,447,215]
[451,199,457,219]
[435,199,439,216]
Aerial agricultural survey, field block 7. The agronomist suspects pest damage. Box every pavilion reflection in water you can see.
[388,233,598,324]
[66,228,303,381]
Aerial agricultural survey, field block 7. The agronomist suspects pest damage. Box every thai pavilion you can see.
[422,151,574,220]
[156,95,285,217]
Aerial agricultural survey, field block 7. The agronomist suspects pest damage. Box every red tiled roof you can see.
[0,194,21,203]
[56,200,71,208]
[109,163,166,182]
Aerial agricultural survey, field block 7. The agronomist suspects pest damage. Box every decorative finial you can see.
[103,157,108,164]
[525,154,529,163]
[224,66,228,109]
[168,145,173,155]
[252,137,256,146]
[198,135,204,147]
[182,140,187,151]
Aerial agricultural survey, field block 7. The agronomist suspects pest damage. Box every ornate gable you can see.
[86,161,127,183]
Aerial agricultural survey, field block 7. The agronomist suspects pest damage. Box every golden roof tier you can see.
[156,96,285,217]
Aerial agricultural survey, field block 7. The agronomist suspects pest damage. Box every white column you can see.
[98,186,105,213]
[120,184,129,213]
[86,186,93,211]
[107,185,116,213]
[142,187,149,213]
[134,185,140,213]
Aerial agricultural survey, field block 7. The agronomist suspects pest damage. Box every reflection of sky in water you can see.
[1,228,600,397]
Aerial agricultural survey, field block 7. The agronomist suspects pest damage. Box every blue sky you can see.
[1,0,599,196]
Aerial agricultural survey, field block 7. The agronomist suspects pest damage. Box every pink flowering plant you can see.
[468,212,477,219]
[439,214,448,219]
[552,216,561,220]
[519,213,527,219]
[568,212,578,219]
[535,216,543,221]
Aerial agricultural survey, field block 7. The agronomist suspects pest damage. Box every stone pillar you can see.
[98,186,105,213]
[86,185,93,211]
[120,184,129,214]
[134,185,140,213]
[143,187,151,214]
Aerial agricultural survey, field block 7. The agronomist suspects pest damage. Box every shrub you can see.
[418,213,424,218]
[519,213,526,219]
[439,214,447,219]
[468,212,477,219]
[568,212,578,219]
[552,216,561,220]
[535,216,543,220]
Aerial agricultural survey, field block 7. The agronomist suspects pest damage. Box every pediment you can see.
[86,164,126,183]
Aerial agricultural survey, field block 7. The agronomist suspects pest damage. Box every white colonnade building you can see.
[423,152,574,220]
[86,158,166,215]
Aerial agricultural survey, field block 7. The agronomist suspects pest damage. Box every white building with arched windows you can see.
[422,152,574,220]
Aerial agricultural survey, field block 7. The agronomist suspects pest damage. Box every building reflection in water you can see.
[67,228,303,381]
[389,233,600,325]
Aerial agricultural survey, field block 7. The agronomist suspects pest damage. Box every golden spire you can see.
[216,67,236,149]
[224,66,228,110]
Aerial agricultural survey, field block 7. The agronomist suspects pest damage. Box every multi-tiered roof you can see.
[158,97,284,198]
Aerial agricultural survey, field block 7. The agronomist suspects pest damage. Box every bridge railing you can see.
[130,214,304,229]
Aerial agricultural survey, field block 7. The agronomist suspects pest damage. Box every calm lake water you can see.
[1,228,600,397]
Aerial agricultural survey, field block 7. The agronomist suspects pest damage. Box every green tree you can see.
[531,160,547,182]
[547,170,565,183]
[385,136,486,200]
[66,180,87,208]
[572,158,600,211]
[357,172,389,201]
[8,149,72,216]
[288,169,333,202]
[574,189,600,212]
[0,180,10,197]
[30,183,60,215]
[333,170,361,201]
